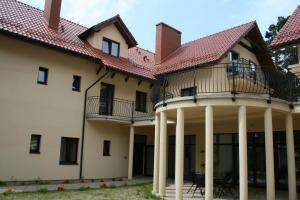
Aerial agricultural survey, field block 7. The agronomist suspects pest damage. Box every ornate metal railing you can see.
[152,62,300,105]
[86,96,154,122]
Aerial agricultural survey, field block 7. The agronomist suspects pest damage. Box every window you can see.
[135,91,147,112]
[230,51,240,61]
[37,67,48,85]
[181,87,197,97]
[29,134,41,154]
[72,75,81,92]
[101,38,120,57]
[103,140,111,156]
[59,137,79,165]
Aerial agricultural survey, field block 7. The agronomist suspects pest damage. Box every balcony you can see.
[153,62,300,104]
[86,96,155,122]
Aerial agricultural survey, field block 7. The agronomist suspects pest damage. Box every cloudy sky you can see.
[20,0,299,52]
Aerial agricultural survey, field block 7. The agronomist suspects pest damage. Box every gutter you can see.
[79,70,110,179]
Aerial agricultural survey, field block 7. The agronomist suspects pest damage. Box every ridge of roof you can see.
[15,0,88,29]
[1,0,154,80]
[184,21,256,47]
[78,14,138,48]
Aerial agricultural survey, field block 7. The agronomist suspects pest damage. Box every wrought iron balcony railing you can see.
[152,62,300,105]
[86,96,154,122]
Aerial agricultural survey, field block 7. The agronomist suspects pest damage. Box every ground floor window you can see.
[168,135,195,179]
[214,131,300,190]
[29,134,41,154]
[103,140,111,156]
[59,137,79,165]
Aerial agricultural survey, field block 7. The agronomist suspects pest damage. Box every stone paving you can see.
[0,177,152,194]
[164,182,300,200]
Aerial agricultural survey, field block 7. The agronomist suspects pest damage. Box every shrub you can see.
[100,182,107,188]
[109,184,116,188]
[3,187,14,195]
[57,184,64,191]
[79,186,91,191]
[38,188,48,193]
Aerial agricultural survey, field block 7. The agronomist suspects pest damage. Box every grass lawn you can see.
[0,184,161,200]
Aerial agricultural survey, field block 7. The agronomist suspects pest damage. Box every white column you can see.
[264,108,275,200]
[159,111,167,196]
[286,113,297,200]
[205,105,214,200]
[239,106,248,200]
[175,108,184,200]
[153,113,160,194]
[128,125,134,180]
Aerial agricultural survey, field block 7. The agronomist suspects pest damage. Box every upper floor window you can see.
[29,134,41,154]
[230,51,240,61]
[101,38,120,57]
[181,87,197,97]
[59,137,79,165]
[37,67,48,85]
[135,91,147,112]
[72,75,81,92]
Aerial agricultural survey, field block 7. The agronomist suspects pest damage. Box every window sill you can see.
[29,151,40,154]
[37,82,48,85]
[103,155,111,157]
[59,162,78,165]
[72,89,81,92]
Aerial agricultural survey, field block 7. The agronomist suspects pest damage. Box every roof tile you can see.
[271,5,300,48]
[155,21,256,74]
[0,0,154,79]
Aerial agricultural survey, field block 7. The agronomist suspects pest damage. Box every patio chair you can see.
[187,171,197,193]
[215,173,238,199]
[192,174,205,198]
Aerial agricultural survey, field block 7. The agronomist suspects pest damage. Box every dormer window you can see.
[101,37,120,57]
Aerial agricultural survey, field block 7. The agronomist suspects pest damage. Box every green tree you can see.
[264,16,296,73]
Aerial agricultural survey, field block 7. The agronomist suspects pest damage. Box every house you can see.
[0,0,299,200]
[271,5,300,77]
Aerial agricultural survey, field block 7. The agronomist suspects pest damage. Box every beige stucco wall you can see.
[0,34,152,181]
[165,39,265,97]
[86,24,129,58]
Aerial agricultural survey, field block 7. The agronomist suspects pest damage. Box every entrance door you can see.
[133,135,147,176]
[99,83,114,115]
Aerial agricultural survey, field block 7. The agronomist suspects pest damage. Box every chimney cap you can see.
[156,22,181,34]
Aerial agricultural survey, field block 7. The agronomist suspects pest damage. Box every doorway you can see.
[133,135,147,176]
[99,83,114,115]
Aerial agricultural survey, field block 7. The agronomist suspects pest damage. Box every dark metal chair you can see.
[187,171,198,193]
[215,173,238,199]
[192,174,205,198]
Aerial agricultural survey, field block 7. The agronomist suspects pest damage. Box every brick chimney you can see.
[44,0,62,30]
[155,23,181,64]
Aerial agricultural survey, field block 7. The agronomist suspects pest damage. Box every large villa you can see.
[0,0,300,199]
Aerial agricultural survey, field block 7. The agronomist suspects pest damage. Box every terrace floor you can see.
[164,182,300,199]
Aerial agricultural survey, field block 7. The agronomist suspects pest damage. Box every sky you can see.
[19,0,299,52]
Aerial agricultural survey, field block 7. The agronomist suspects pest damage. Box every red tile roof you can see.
[0,1,268,78]
[0,0,154,79]
[128,47,155,71]
[271,5,300,48]
[155,21,256,74]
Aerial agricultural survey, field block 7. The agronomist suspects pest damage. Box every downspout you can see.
[79,69,110,179]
